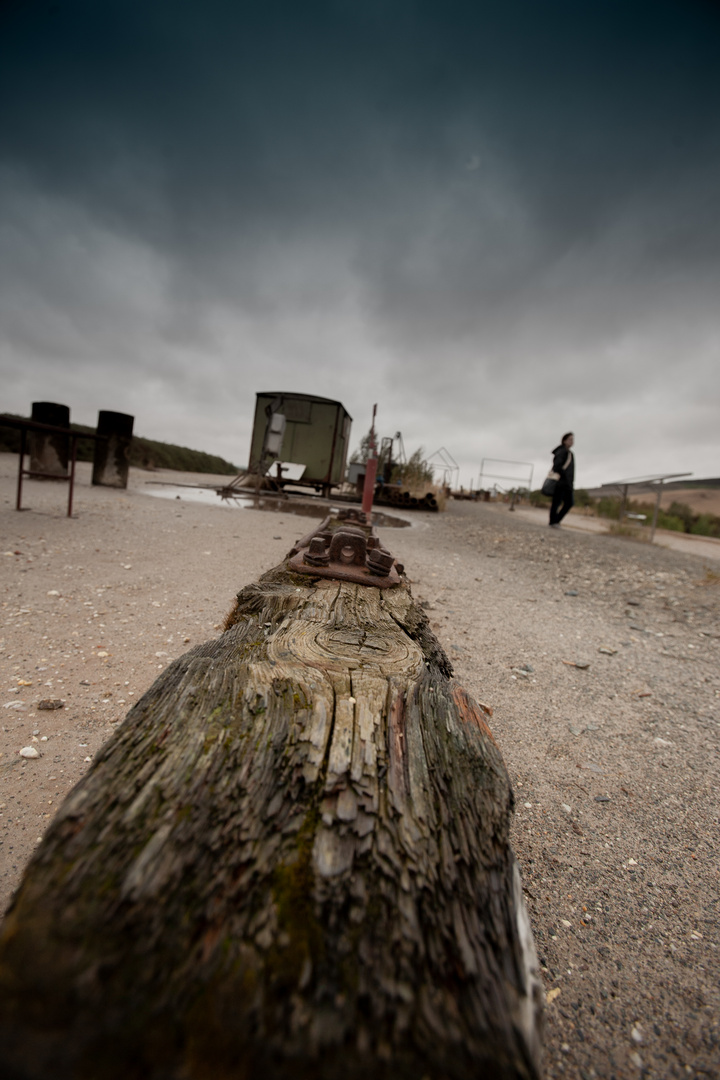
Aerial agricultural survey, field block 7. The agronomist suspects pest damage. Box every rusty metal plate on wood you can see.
[286,508,403,588]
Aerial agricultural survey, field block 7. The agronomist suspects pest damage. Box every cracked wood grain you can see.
[0,563,543,1080]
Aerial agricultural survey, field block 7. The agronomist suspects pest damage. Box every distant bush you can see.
[574,488,594,508]
[596,496,621,520]
[691,514,720,538]
[390,448,435,489]
[608,521,650,542]
[655,512,685,533]
[596,494,720,537]
[528,489,551,507]
[667,501,695,532]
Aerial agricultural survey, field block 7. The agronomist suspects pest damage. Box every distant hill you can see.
[0,414,240,475]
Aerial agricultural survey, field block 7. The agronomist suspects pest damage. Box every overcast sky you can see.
[2,0,719,489]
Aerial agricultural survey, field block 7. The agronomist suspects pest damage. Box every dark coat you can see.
[552,444,574,487]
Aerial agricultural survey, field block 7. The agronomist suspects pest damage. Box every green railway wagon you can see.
[249,392,352,497]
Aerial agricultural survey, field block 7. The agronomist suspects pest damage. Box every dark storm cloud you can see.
[6,0,720,258]
[2,0,720,482]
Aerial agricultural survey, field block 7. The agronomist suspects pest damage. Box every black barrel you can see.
[92,411,134,488]
[29,402,70,476]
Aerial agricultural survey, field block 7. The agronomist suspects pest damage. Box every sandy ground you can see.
[1,454,719,1079]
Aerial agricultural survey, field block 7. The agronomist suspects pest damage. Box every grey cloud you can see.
[1,1,720,484]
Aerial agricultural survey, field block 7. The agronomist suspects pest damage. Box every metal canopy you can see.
[600,471,693,543]
[601,472,692,488]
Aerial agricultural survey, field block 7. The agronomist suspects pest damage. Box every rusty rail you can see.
[0,416,106,517]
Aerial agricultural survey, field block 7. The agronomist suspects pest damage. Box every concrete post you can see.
[29,402,70,476]
[92,411,134,488]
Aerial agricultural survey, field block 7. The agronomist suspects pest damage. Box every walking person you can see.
[549,432,575,527]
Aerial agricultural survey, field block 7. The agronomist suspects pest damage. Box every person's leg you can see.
[549,486,564,525]
[555,485,574,523]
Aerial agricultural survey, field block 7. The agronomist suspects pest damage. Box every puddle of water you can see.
[143,484,410,527]
[144,484,229,506]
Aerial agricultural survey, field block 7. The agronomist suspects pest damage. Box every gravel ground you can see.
[1,454,719,1079]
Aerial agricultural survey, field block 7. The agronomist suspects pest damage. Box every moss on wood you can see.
[0,567,542,1079]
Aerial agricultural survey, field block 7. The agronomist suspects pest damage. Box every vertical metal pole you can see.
[68,436,78,518]
[650,481,663,544]
[325,406,341,499]
[361,404,378,517]
[16,427,26,511]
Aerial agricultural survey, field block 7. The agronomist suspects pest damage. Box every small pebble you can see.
[20,746,40,759]
[564,590,579,596]
[38,699,64,710]
[595,795,611,803]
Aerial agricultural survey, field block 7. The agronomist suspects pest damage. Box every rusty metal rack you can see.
[1,416,106,517]
[287,507,404,588]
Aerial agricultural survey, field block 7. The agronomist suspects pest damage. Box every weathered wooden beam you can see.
[0,525,543,1080]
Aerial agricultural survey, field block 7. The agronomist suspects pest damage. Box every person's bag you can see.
[541,471,560,497]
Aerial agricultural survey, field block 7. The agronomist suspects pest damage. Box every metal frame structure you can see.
[477,458,534,494]
[600,472,692,543]
[426,447,459,490]
[0,415,106,517]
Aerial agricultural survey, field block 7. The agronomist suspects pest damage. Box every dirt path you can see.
[510,503,720,562]
[1,456,719,1078]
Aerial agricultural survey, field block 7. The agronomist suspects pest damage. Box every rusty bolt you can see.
[304,536,330,566]
[366,548,394,576]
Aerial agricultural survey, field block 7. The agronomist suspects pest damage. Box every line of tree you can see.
[0,414,239,475]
